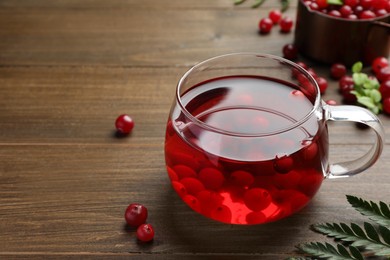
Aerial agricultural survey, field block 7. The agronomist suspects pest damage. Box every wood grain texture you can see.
[0,0,389,259]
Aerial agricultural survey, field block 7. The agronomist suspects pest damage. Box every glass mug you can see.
[164,53,384,225]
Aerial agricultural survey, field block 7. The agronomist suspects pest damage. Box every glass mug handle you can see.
[324,104,385,179]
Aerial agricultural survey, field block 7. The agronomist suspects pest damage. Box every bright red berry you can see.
[347,14,359,19]
[339,75,354,93]
[377,66,390,82]
[329,10,342,17]
[274,155,294,174]
[340,5,353,17]
[282,44,298,60]
[309,2,320,10]
[307,68,318,78]
[316,77,328,94]
[325,99,337,105]
[354,5,364,16]
[269,9,282,24]
[344,0,359,7]
[360,10,376,19]
[316,0,329,9]
[136,223,155,242]
[244,188,272,211]
[383,97,390,115]
[279,17,294,33]
[360,0,374,9]
[376,8,388,16]
[125,203,148,228]
[379,80,390,98]
[372,56,389,74]
[259,17,273,34]
[330,63,347,79]
[115,114,134,134]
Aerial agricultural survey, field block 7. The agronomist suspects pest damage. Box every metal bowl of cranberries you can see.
[294,0,390,66]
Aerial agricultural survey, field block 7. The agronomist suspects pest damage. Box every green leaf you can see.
[233,0,246,5]
[379,225,390,245]
[346,195,390,228]
[369,89,382,103]
[281,0,290,12]
[349,246,364,260]
[353,73,368,86]
[364,222,380,242]
[251,0,266,8]
[357,96,376,109]
[327,0,343,4]
[352,62,363,73]
[297,242,363,259]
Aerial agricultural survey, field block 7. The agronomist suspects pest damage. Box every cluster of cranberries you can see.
[258,9,294,34]
[124,203,155,242]
[303,0,390,19]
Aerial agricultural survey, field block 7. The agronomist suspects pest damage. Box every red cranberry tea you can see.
[165,75,327,225]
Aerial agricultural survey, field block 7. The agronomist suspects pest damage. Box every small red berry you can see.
[279,16,294,33]
[340,5,353,17]
[259,17,273,34]
[360,10,376,19]
[383,97,390,115]
[330,63,347,79]
[115,114,134,134]
[125,203,148,228]
[328,10,342,17]
[347,14,358,19]
[377,66,390,82]
[339,75,354,93]
[379,80,390,99]
[282,44,298,60]
[307,68,318,78]
[316,77,328,94]
[376,8,388,16]
[269,9,282,24]
[372,56,389,75]
[360,0,373,9]
[354,5,364,16]
[316,0,329,9]
[308,2,320,10]
[136,223,155,242]
[325,99,337,105]
[244,188,272,211]
[344,0,359,7]
[274,155,294,174]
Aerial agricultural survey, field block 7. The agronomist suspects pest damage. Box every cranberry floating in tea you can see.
[164,53,384,225]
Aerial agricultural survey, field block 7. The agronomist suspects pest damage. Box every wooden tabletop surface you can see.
[0,0,389,259]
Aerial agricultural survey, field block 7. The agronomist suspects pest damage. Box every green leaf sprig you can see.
[288,195,390,260]
[351,62,382,115]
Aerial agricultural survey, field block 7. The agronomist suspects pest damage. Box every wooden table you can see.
[0,0,389,259]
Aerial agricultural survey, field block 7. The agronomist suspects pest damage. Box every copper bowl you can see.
[294,0,390,66]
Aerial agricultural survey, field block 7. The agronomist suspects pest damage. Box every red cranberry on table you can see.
[269,9,282,24]
[377,66,390,82]
[379,80,390,99]
[125,203,148,228]
[372,56,389,75]
[259,17,273,34]
[330,63,347,79]
[383,97,390,115]
[136,223,155,242]
[316,77,328,94]
[282,44,298,60]
[279,17,294,33]
[115,114,135,134]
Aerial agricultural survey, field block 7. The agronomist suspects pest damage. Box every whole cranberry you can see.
[376,8,388,16]
[136,223,155,242]
[377,66,390,82]
[259,17,273,34]
[316,0,329,9]
[360,10,376,19]
[372,56,389,74]
[360,0,373,9]
[340,5,353,17]
[116,114,135,134]
[316,77,328,94]
[282,44,298,60]
[309,2,320,10]
[269,9,282,24]
[344,0,359,7]
[379,80,390,99]
[347,14,359,19]
[383,97,390,115]
[279,17,294,33]
[328,10,342,17]
[339,75,354,93]
[354,5,364,15]
[125,203,148,228]
[330,63,347,79]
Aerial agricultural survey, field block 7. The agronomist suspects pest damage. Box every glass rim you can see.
[176,52,321,137]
